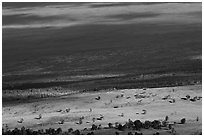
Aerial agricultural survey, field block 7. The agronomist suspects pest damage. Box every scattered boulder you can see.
[162,95,170,100]
[181,97,187,100]
[65,108,71,113]
[35,114,42,120]
[58,120,64,124]
[118,113,124,117]
[141,109,147,114]
[169,99,175,103]
[56,109,62,112]
[190,98,196,102]
[17,118,24,123]
[95,96,101,100]
[96,117,102,120]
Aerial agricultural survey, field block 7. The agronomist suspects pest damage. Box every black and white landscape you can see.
[2,2,202,135]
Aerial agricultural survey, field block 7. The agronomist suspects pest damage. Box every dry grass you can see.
[2,88,79,102]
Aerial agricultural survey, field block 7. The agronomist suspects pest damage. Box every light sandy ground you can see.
[2,84,202,135]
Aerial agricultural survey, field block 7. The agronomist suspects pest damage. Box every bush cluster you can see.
[2,127,78,135]
[115,119,162,131]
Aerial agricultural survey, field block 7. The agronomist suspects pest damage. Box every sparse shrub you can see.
[180,118,186,124]
[128,132,133,135]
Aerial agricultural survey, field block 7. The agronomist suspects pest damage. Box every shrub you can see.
[135,132,143,135]
[143,120,151,129]
[68,128,73,133]
[126,119,134,129]
[134,120,143,130]
[91,124,98,130]
[117,124,124,131]
[165,116,169,121]
[180,118,186,124]
[56,128,62,134]
[115,122,119,128]
[186,95,190,99]
[108,123,113,128]
[87,132,94,135]
[72,130,80,135]
[151,120,161,129]
[162,120,167,127]
[154,132,160,135]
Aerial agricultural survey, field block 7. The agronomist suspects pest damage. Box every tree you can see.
[134,120,143,130]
